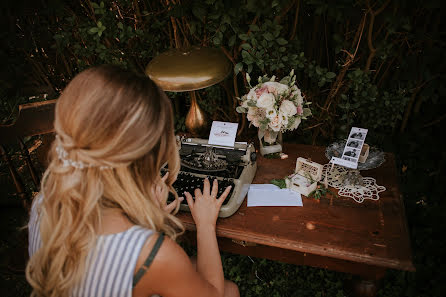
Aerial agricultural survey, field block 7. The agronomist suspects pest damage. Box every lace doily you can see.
[321,164,386,203]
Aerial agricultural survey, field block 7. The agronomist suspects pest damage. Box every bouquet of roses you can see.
[236,69,311,144]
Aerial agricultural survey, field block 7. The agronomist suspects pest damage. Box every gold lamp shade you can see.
[145,46,231,92]
[145,47,232,136]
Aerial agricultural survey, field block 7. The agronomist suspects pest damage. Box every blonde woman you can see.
[26,65,240,297]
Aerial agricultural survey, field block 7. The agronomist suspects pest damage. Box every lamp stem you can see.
[185,91,207,136]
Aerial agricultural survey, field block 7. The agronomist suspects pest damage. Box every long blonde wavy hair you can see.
[26,65,183,297]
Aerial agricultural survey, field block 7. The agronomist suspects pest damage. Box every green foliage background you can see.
[2,0,444,144]
[0,0,445,296]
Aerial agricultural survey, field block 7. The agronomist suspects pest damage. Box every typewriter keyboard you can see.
[168,171,234,205]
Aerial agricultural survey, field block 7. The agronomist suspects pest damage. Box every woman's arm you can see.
[186,179,231,296]
[133,179,231,297]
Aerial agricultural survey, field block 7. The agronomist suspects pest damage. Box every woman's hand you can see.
[184,178,232,229]
[153,172,183,213]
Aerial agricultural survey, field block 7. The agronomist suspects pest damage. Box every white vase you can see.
[258,129,282,156]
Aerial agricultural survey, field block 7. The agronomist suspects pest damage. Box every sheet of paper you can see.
[331,127,368,169]
[247,185,303,207]
[208,121,238,147]
[249,184,281,191]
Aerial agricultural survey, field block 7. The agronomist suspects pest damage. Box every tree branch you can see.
[289,0,300,40]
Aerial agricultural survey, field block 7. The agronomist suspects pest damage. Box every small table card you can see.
[331,127,368,169]
[208,121,238,147]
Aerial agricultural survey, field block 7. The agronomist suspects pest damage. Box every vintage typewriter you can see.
[164,137,257,218]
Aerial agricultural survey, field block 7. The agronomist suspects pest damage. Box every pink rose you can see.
[247,89,258,101]
[263,82,288,95]
[255,86,268,97]
[269,115,282,132]
[297,105,303,115]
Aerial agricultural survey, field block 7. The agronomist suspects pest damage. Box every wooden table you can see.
[177,143,415,296]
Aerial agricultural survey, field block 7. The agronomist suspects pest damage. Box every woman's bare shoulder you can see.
[133,234,220,297]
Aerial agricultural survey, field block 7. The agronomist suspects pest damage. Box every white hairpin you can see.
[55,143,112,170]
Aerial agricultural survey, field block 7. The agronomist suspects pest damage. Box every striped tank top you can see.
[28,196,156,297]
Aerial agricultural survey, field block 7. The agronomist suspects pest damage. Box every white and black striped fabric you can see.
[28,195,155,297]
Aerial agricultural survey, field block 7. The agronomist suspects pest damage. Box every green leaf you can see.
[213,36,221,45]
[236,106,247,113]
[241,50,251,60]
[276,37,288,45]
[271,179,287,188]
[264,32,274,41]
[249,24,259,31]
[240,43,252,50]
[234,63,243,75]
[192,6,206,21]
[208,12,221,20]
[117,22,123,30]
[222,14,231,24]
[88,27,99,34]
[326,72,336,79]
[239,33,249,41]
[247,100,257,107]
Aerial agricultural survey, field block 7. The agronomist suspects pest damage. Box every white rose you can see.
[257,93,275,109]
[289,117,301,130]
[292,89,303,105]
[263,81,289,95]
[269,115,282,132]
[279,100,297,116]
[279,111,288,127]
[265,108,277,119]
[247,88,257,101]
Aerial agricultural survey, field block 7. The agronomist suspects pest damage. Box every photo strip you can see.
[331,127,368,169]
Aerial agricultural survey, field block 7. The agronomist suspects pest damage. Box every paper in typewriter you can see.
[331,127,368,169]
[208,121,238,147]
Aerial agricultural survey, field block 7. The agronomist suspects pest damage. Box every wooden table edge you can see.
[181,221,416,272]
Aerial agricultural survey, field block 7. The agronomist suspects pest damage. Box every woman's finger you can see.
[161,171,169,182]
[164,197,183,213]
[217,186,232,206]
[155,185,162,196]
[203,178,210,196]
[184,192,194,209]
[210,179,218,198]
[194,188,202,198]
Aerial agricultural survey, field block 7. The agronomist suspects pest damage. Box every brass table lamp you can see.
[145,46,231,136]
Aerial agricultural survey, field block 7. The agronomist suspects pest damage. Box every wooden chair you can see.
[0,100,57,209]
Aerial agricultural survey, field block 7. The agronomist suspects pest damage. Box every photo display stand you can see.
[330,127,368,169]
[324,127,386,203]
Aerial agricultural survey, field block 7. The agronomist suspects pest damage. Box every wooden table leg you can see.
[345,269,386,297]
